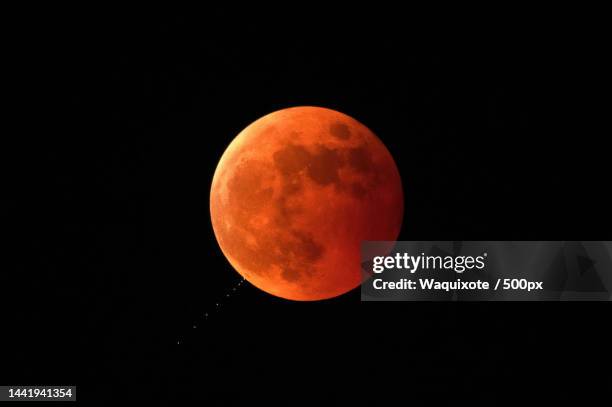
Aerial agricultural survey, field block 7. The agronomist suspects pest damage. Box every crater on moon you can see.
[210,106,403,301]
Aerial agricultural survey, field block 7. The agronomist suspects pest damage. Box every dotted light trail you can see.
[176,277,246,345]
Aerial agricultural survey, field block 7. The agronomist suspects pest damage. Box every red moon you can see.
[210,106,403,301]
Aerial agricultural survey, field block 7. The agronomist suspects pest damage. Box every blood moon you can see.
[210,106,403,301]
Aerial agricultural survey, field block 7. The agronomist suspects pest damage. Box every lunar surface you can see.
[210,106,403,301]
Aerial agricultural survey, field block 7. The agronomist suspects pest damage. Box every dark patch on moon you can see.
[346,146,373,173]
[291,230,324,263]
[280,230,324,282]
[330,122,351,139]
[281,267,301,282]
[306,145,343,186]
[273,144,310,174]
[274,143,346,188]
[274,195,301,226]
[272,142,377,197]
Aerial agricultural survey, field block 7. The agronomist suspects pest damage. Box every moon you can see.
[210,106,403,301]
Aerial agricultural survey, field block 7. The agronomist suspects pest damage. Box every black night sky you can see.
[5,7,610,403]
